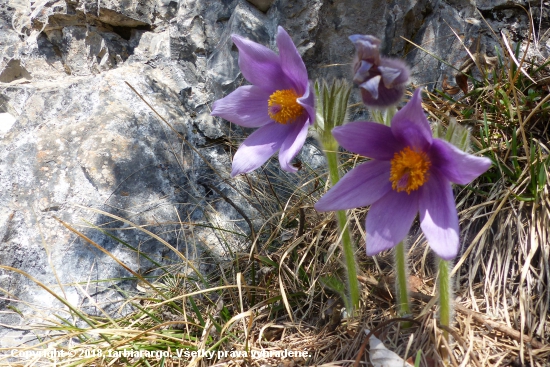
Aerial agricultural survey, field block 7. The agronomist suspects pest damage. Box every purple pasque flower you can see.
[211,26,315,177]
[314,89,491,260]
[349,34,410,107]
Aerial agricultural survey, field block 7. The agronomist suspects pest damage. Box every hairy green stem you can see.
[438,257,451,340]
[325,149,360,313]
[395,241,411,318]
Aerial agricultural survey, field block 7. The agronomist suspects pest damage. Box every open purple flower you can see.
[211,26,315,177]
[349,34,410,107]
[314,89,491,260]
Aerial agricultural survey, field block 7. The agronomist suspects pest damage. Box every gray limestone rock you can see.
[0,0,548,349]
[475,0,541,10]
[246,0,274,13]
[0,59,32,83]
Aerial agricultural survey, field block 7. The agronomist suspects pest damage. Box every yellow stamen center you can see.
[390,146,431,194]
[268,89,304,124]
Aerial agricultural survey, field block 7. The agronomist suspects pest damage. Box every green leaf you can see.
[414,350,422,367]
[314,78,352,150]
[441,118,471,152]
[220,305,231,323]
[319,275,349,311]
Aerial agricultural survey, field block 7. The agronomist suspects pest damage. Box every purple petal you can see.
[430,139,492,185]
[379,58,410,87]
[297,82,315,125]
[349,34,381,63]
[360,84,406,108]
[349,34,381,47]
[365,190,419,256]
[278,117,309,173]
[378,65,401,87]
[232,34,292,92]
[360,75,381,100]
[315,160,392,212]
[353,60,373,84]
[332,121,403,160]
[276,26,308,95]
[391,88,432,150]
[419,171,459,260]
[231,122,292,177]
[211,85,272,127]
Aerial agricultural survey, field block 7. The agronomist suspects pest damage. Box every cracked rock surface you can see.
[0,0,548,345]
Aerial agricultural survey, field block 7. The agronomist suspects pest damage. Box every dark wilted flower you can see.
[211,27,315,177]
[349,34,410,107]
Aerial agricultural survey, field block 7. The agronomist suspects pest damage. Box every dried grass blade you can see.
[452,190,511,277]
[74,205,205,284]
[500,30,536,83]
[0,266,96,329]
[220,310,252,337]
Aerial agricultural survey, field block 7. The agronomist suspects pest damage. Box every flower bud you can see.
[349,35,410,108]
